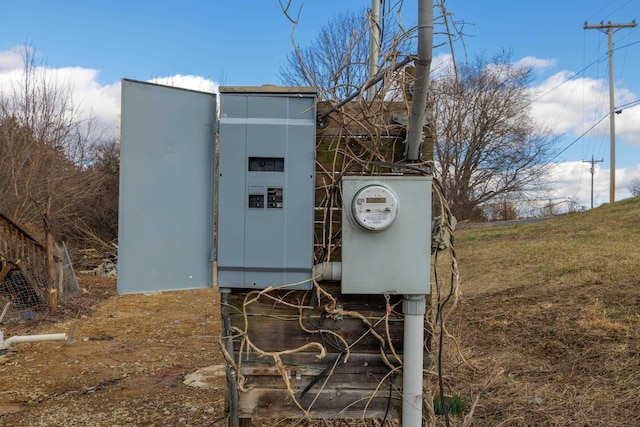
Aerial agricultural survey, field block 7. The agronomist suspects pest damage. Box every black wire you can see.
[299,352,345,399]
[305,285,346,354]
[432,203,457,427]
[433,248,450,426]
[380,376,393,425]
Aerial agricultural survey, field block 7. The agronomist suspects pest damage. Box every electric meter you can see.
[351,184,398,231]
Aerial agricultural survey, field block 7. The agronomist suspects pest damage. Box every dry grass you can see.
[436,197,640,426]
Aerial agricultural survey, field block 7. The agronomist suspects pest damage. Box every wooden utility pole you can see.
[582,155,604,209]
[584,20,637,204]
[43,199,58,313]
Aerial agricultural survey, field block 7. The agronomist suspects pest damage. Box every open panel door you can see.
[118,79,215,294]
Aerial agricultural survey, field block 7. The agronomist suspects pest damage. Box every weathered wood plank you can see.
[239,354,400,391]
[228,287,406,354]
[238,387,401,420]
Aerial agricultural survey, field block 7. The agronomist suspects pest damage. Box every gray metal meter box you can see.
[341,175,432,294]
[217,87,316,289]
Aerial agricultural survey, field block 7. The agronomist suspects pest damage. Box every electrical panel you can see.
[217,87,316,289]
[341,176,432,295]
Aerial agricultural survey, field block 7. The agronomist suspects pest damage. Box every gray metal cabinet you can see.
[341,176,432,295]
[118,79,216,294]
[217,87,316,289]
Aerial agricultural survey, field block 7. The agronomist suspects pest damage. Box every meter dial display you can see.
[351,184,398,231]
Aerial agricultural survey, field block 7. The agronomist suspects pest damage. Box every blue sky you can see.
[1,0,639,209]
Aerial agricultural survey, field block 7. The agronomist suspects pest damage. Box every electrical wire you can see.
[532,54,609,103]
[551,113,609,162]
[431,178,457,427]
[380,377,393,425]
[299,352,345,398]
[615,98,640,110]
[586,0,618,22]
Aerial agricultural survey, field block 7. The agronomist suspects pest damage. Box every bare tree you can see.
[629,177,640,197]
[77,137,120,249]
[430,50,555,221]
[279,6,414,100]
[279,6,553,222]
[0,46,106,261]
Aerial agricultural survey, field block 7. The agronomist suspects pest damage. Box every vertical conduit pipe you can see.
[402,1,433,425]
[404,0,433,162]
[402,294,426,426]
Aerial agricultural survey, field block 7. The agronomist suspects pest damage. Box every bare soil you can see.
[0,276,226,426]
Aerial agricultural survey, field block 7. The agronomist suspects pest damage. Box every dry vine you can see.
[220,2,466,425]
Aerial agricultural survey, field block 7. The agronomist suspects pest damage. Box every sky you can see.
[0,0,639,211]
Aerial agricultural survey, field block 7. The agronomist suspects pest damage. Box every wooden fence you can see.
[0,212,50,315]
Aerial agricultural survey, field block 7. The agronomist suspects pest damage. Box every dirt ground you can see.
[0,276,227,426]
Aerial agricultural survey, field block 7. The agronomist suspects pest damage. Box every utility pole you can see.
[582,155,604,209]
[367,0,381,101]
[584,20,637,204]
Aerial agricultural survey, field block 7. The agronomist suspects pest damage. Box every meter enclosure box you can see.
[341,175,432,295]
[217,87,316,290]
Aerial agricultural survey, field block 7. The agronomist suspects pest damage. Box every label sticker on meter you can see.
[351,184,398,231]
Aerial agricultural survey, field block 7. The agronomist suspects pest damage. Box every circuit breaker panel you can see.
[341,175,432,295]
[217,87,316,289]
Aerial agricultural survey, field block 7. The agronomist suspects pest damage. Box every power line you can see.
[586,0,618,22]
[551,113,609,161]
[532,55,608,103]
[616,98,640,109]
[532,38,639,104]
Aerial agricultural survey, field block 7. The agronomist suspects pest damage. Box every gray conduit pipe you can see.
[404,0,434,162]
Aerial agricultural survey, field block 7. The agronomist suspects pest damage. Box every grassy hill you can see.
[442,197,640,426]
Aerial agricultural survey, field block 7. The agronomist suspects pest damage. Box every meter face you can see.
[365,197,387,204]
[351,184,398,231]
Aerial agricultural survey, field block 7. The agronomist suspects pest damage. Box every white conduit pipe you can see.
[312,262,342,282]
[403,294,426,427]
[0,333,67,350]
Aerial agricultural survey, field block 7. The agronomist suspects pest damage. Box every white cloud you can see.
[3,46,637,211]
[0,47,23,72]
[517,56,556,70]
[0,47,219,140]
[429,53,453,76]
[540,161,640,208]
[531,71,607,135]
[150,75,218,93]
[0,58,122,139]
[615,104,640,146]
[531,70,640,145]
